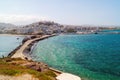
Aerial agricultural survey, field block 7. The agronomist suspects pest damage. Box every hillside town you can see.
[0,21,118,35]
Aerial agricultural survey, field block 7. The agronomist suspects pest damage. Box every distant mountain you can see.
[0,22,16,27]
[0,23,16,30]
[0,23,17,34]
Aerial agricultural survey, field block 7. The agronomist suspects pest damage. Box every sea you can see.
[0,30,120,80]
[0,35,24,57]
[30,30,120,80]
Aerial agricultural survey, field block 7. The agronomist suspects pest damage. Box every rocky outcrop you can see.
[21,61,49,72]
[1,58,57,80]
[6,57,49,73]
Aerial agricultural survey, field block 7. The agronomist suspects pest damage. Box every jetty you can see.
[7,34,81,80]
[8,34,56,59]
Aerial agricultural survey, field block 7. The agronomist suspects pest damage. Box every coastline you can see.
[8,34,56,59]
[7,34,63,74]
[0,33,36,37]
[7,34,81,80]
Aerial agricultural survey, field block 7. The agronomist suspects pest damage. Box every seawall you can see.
[8,34,56,59]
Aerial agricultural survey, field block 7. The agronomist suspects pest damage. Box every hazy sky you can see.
[0,0,120,26]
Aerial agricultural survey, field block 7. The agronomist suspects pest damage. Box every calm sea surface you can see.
[0,35,24,57]
[31,33,120,80]
[0,31,120,80]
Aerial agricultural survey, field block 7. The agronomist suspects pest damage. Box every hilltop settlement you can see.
[0,21,118,35]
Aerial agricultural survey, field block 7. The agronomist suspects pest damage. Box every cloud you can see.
[0,14,51,25]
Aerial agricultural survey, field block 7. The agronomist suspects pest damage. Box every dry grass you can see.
[0,57,56,80]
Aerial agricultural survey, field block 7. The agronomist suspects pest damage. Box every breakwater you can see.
[7,34,64,75]
[8,34,57,59]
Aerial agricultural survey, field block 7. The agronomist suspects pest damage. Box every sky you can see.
[0,0,120,26]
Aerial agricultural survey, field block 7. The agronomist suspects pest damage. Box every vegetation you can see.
[66,28,76,33]
[0,58,56,80]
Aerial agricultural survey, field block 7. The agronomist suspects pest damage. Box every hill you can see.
[0,21,118,34]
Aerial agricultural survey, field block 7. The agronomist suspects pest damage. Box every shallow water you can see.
[0,35,24,57]
[31,33,120,80]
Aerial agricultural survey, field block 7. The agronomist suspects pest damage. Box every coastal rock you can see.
[22,61,49,72]
[22,36,31,44]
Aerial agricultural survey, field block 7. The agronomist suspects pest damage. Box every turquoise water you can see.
[31,34,120,80]
[101,29,120,32]
[0,35,24,57]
